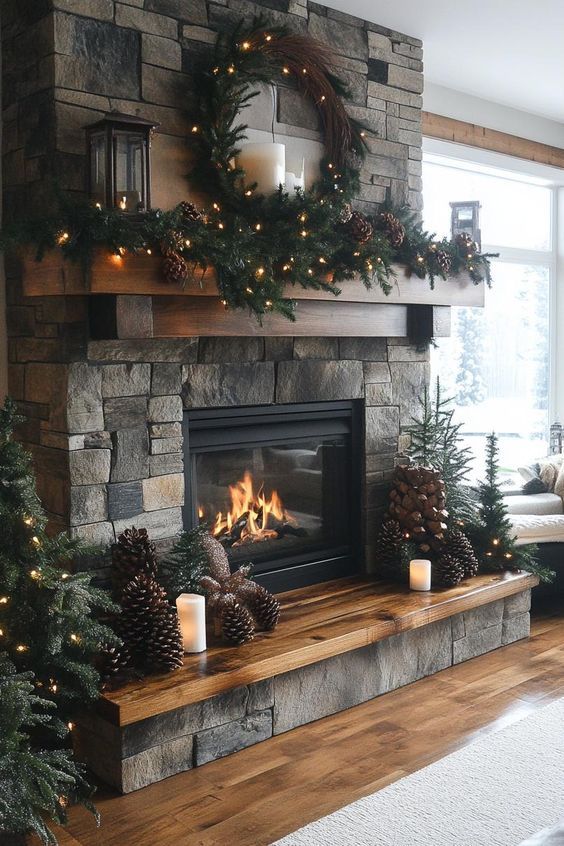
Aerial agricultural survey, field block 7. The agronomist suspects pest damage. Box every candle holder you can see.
[176,593,207,653]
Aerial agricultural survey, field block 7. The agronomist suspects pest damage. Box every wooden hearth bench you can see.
[75,572,537,793]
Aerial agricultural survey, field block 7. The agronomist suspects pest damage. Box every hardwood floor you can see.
[56,613,564,846]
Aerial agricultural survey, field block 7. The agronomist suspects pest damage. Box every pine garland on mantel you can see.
[0,18,496,322]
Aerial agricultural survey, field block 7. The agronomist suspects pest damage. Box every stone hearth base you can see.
[75,589,531,793]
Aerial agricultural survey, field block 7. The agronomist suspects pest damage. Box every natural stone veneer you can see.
[75,590,532,793]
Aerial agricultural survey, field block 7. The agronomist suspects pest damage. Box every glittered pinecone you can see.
[112,527,158,600]
[455,232,477,256]
[99,641,132,683]
[200,532,231,581]
[347,210,373,244]
[221,596,255,645]
[435,553,465,587]
[374,518,404,576]
[147,605,183,672]
[246,584,280,631]
[120,573,168,663]
[339,202,353,224]
[161,229,185,256]
[446,530,479,578]
[162,251,188,285]
[178,200,202,223]
[434,248,452,275]
[375,211,405,248]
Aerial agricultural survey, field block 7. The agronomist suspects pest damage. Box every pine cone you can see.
[375,211,405,248]
[221,596,255,645]
[120,573,168,664]
[247,584,280,631]
[435,553,465,587]
[339,202,353,224]
[434,248,452,275]
[388,465,448,553]
[112,527,158,600]
[346,210,373,244]
[99,641,132,682]
[178,201,202,223]
[161,230,186,256]
[455,232,477,256]
[162,252,188,285]
[200,532,232,581]
[446,530,479,578]
[147,605,183,672]
[374,518,404,576]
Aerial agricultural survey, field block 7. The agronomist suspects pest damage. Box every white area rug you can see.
[274,698,564,846]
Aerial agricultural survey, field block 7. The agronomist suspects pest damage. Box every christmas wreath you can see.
[1,19,495,321]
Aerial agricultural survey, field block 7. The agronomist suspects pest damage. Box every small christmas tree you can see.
[163,523,212,598]
[0,398,116,721]
[0,654,97,845]
[467,433,551,580]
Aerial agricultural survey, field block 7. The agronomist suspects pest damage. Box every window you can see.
[423,156,554,487]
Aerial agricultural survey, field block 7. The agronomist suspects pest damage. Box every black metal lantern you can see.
[450,200,481,250]
[86,112,159,214]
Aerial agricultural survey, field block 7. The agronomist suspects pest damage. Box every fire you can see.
[203,471,296,546]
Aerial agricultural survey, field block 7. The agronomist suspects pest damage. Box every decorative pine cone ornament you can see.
[434,249,452,275]
[199,533,231,582]
[338,202,353,224]
[374,517,404,576]
[435,553,465,587]
[147,605,183,672]
[99,641,132,684]
[178,200,202,223]
[238,583,280,631]
[375,211,405,248]
[161,229,185,255]
[445,530,479,578]
[455,232,477,256]
[388,464,448,553]
[112,527,158,600]
[346,210,373,244]
[221,595,255,645]
[162,251,188,285]
[119,573,168,664]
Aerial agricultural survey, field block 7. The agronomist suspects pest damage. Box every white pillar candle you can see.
[284,171,296,193]
[237,142,285,194]
[176,593,207,653]
[409,559,432,592]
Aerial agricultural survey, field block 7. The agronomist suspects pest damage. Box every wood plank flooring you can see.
[54,612,564,846]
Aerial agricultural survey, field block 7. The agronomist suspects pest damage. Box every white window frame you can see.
[423,137,564,431]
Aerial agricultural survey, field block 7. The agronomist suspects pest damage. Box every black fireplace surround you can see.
[183,402,362,592]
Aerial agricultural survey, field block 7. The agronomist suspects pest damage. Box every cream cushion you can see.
[504,493,563,516]
[510,513,564,545]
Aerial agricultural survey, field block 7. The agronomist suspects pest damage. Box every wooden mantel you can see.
[21,247,484,338]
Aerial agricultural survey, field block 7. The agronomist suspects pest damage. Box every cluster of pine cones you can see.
[161,201,202,286]
[199,534,280,646]
[100,528,183,685]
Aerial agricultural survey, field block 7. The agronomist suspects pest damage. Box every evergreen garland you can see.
[0,655,97,845]
[0,19,495,322]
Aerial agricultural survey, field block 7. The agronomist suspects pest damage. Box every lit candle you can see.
[237,142,285,194]
[176,594,206,653]
[409,559,431,591]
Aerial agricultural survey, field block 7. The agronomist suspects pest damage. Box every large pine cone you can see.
[346,210,374,244]
[161,230,186,256]
[162,252,188,285]
[221,596,255,645]
[455,232,477,256]
[388,464,448,553]
[120,573,168,662]
[200,532,231,582]
[338,202,353,224]
[375,211,405,248]
[435,553,465,587]
[445,530,479,578]
[178,201,202,223]
[247,584,280,631]
[99,641,132,683]
[147,606,184,672]
[434,248,452,275]
[374,517,404,576]
[112,527,158,600]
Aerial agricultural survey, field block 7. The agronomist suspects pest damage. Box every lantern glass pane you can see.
[114,131,146,212]
[90,132,107,205]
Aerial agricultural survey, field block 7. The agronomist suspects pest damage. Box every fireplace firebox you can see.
[183,402,362,592]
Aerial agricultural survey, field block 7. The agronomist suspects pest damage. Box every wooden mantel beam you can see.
[422,112,564,170]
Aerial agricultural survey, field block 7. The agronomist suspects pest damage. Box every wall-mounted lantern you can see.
[450,200,481,249]
[86,112,159,214]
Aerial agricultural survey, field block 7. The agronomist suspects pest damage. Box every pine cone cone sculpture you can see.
[374,518,404,575]
[339,202,353,224]
[434,248,452,275]
[120,573,168,663]
[221,596,255,645]
[199,533,231,581]
[435,553,465,587]
[446,530,479,578]
[178,201,202,223]
[147,605,183,672]
[455,232,477,256]
[388,465,448,553]
[162,252,188,285]
[112,527,158,600]
[375,211,405,248]
[99,641,132,683]
[346,210,373,244]
[247,584,280,631]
